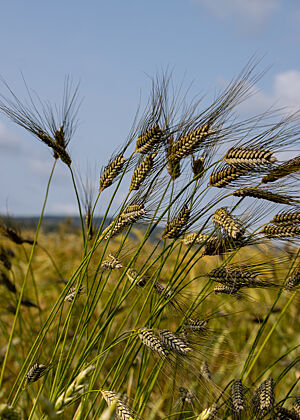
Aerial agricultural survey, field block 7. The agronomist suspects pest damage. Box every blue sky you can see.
[0,0,299,215]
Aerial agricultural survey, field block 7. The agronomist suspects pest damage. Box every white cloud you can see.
[239,69,300,115]
[192,0,279,30]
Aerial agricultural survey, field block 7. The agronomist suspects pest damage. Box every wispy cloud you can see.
[191,0,280,32]
[0,122,24,155]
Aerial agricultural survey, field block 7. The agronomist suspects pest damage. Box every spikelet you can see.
[208,164,252,188]
[273,406,300,419]
[292,397,300,417]
[262,156,300,183]
[202,235,249,256]
[54,365,95,413]
[201,361,211,381]
[284,267,300,290]
[224,147,277,166]
[51,132,72,166]
[85,209,94,240]
[135,124,163,154]
[232,187,298,205]
[212,208,245,239]
[178,387,195,404]
[159,329,192,356]
[271,211,300,226]
[129,153,157,191]
[126,269,148,287]
[100,204,146,240]
[0,246,12,270]
[25,362,51,385]
[252,377,275,417]
[162,205,190,239]
[0,223,34,245]
[170,125,214,160]
[196,404,218,419]
[101,254,123,270]
[213,284,241,295]
[192,156,205,177]
[0,404,22,420]
[167,137,181,180]
[184,318,209,334]
[0,77,78,166]
[230,379,245,413]
[209,266,270,289]
[100,154,127,191]
[0,272,16,293]
[65,285,84,302]
[183,233,213,246]
[137,328,169,358]
[100,390,136,420]
[260,225,300,238]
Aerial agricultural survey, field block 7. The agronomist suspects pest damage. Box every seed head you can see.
[159,329,192,355]
[135,124,163,154]
[212,207,245,239]
[162,205,190,239]
[100,154,127,191]
[262,156,300,183]
[230,379,245,412]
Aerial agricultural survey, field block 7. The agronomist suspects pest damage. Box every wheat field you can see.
[0,59,299,419]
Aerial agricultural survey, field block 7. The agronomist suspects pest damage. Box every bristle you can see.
[232,187,297,205]
[271,211,300,226]
[135,124,163,154]
[230,379,245,412]
[101,254,123,270]
[100,154,127,191]
[162,206,190,239]
[138,328,169,358]
[170,125,214,160]
[208,165,252,188]
[159,329,192,355]
[260,225,300,238]
[224,147,277,166]
[130,152,157,191]
[212,207,245,239]
[201,361,211,381]
[262,156,300,183]
[209,266,270,289]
